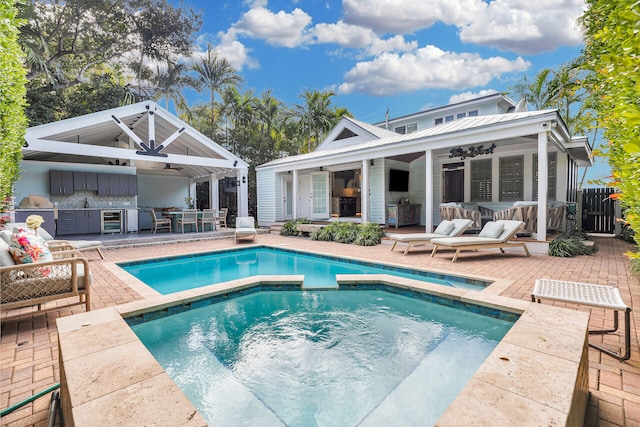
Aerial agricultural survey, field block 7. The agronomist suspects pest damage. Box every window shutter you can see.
[533,152,557,200]
[471,158,492,201]
[499,155,524,201]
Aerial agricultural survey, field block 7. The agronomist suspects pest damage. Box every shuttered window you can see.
[533,152,557,200]
[499,155,524,201]
[471,158,492,201]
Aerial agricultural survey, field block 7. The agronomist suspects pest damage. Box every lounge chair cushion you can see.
[388,233,443,242]
[430,236,503,246]
[478,221,504,239]
[9,229,53,267]
[434,220,455,235]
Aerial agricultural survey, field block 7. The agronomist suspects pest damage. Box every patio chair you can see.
[235,216,257,243]
[10,222,104,259]
[430,220,530,262]
[150,209,172,234]
[177,209,198,233]
[388,219,473,255]
[215,208,228,229]
[198,209,217,232]
[1,234,91,314]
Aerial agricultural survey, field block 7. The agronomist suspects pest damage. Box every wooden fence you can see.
[581,188,616,233]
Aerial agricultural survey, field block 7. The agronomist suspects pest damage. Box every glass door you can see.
[310,171,330,219]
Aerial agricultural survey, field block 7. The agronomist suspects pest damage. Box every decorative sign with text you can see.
[449,143,496,160]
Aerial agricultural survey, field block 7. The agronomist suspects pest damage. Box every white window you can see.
[457,112,466,119]
[445,115,454,122]
[499,156,524,201]
[406,123,417,133]
[468,110,479,117]
[395,125,406,134]
[434,117,443,125]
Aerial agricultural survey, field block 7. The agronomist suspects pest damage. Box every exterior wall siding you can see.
[368,160,385,224]
[256,169,276,226]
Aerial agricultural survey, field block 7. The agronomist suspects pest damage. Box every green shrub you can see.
[354,222,384,246]
[333,222,359,244]
[280,218,312,236]
[311,225,334,241]
[548,235,595,257]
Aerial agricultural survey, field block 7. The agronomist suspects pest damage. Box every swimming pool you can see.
[129,285,516,426]
[119,246,489,293]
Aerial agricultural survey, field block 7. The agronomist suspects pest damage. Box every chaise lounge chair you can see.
[430,220,530,262]
[12,223,104,259]
[388,219,473,255]
[234,216,257,243]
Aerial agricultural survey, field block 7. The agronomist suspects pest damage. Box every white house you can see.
[14,101,248,236]
[256,94,592,242]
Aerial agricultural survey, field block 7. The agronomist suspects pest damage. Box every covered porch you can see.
[257,110,592,244]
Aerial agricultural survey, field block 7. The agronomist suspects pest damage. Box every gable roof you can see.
[258,110,592,171]
[23,101,248,179]
[314,116,397,151]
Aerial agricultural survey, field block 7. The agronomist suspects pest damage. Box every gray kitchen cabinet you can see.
[97,173,120,195]
[73,172,98,191]
[50,170,74,195]
[56,210,100,235]
[118,175,137,196]
[56,210,76,235]
[75,210,101,234]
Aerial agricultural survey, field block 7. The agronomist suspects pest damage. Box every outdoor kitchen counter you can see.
[14,209,56,236]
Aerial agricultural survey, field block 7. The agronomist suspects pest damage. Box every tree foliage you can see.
[0,0,28,205]
[580,0,640,259]
[19,0,201,122]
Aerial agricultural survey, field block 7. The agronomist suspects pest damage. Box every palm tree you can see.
[290,90,337,153]
[511,69,558,110]
[190,44,244,137]
[152,60,190,113]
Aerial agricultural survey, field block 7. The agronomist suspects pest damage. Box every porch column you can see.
[212,177,220,211]
[424,149,433,232]
[189,180,196,209]
[537,130,549,241]
[361,159,370,222]
[238,171,248,216]
[292,169,299,219]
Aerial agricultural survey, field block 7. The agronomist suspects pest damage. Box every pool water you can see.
[119,246,487,293]
[131,289,514,426]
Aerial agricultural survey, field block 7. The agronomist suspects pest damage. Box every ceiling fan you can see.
[153,163,183,171]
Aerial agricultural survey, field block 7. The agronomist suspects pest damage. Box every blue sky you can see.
[176,0,608,183]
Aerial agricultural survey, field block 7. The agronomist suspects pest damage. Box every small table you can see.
[531,279,631,361]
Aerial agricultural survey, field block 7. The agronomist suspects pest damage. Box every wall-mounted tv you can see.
[389,169,409,192]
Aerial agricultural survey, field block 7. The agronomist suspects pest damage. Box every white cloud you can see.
[311,21,378,48]
[311,21,416,56]
[337,46,530,96]
[343,0,484,33]
[448,89,499,105]
[193,30,259,72]
[234,6,312,47]
[458,0,585,54]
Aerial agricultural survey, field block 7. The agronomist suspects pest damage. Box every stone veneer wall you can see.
[51,191,136,210]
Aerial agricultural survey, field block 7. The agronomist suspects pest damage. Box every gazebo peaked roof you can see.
[23,101,248,179]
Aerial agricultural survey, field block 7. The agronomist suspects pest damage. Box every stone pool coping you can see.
[57,274,590,426]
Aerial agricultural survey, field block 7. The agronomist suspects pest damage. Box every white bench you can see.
[531,279,631,361]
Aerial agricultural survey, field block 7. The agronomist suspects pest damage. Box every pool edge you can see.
[57,278,589,426]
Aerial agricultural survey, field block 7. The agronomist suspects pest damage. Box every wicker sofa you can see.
[492,201,567,234]
[439,202,493,230]
[0,230,91,315]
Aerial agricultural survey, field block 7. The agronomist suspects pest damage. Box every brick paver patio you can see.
[1,233,638,426]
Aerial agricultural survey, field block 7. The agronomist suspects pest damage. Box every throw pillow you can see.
[478,221,504,239]
[434,220,455,235]
[9,230,53,276]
